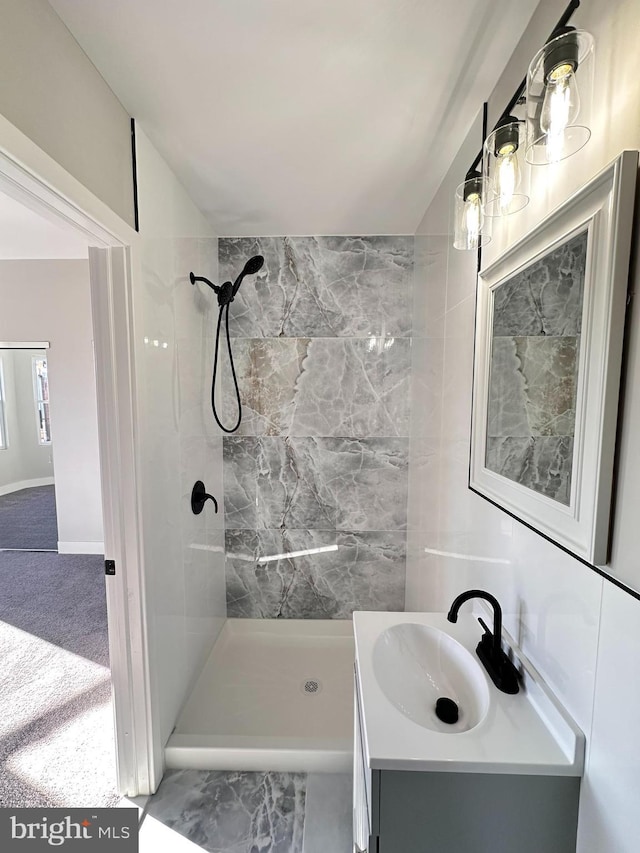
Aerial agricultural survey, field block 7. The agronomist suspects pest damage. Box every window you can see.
[0,360,6,450]
[33,357,52,444]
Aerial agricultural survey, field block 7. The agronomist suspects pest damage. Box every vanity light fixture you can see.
[482,116,529,216]
[525,26,595,165]
[453,170,491,251]
[451,0,583,249]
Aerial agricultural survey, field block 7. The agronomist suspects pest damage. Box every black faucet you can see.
[447,589,520,695]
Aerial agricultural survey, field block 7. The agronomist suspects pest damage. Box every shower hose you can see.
[211,300,242,433]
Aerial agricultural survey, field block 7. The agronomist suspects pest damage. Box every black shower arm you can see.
[190,272,237,308]
[189,272,221,293]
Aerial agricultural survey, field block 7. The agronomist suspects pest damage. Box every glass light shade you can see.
[525,29,594,165]
[453,175,492,251]
[482,120,529,216]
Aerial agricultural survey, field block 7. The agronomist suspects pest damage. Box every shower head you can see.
[232,255,264,296]
[243,255,265,275]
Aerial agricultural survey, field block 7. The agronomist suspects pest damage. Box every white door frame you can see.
[0,116,156,796]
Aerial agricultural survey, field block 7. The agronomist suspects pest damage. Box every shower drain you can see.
[301,678,322,695]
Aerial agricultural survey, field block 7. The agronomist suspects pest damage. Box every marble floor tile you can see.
[145,770,306,853]
[143,770,355,853]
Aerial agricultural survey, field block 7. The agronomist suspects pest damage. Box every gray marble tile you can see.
[492,230,587,337]
[219,338,310,436]
[485,436,574,504]
[223,437,409,531]
[223,437,262,529]
[488,336,579,437]
[146,770,306,853]
[290,338,410,438]
[226,529,406,618]
[219,236,413,338]
[220,337,410,438]
[326,437,409,530]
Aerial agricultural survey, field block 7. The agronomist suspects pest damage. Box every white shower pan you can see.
[165,618,355,773]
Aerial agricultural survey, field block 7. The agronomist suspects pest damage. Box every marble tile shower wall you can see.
[219,236,413,619]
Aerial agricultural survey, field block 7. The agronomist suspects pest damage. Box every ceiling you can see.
[0,192,89,259]
[49,0,540,236]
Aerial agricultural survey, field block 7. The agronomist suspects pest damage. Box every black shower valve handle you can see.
[191,480,218,515]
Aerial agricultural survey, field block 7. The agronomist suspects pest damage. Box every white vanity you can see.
[353,611,584,853]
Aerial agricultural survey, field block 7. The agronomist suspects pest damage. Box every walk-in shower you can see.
[173,235,412,775]
[181,248,356,772]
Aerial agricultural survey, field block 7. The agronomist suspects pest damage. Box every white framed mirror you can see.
[470,151,638,566]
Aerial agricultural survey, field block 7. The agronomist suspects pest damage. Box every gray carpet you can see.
[0,551,119,807]
[0,485,58,550]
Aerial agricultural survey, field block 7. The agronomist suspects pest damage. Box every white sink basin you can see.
[354,611,585,775]
[372,622,490,733]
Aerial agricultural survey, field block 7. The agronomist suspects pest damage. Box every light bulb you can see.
[494,147,520,211]
[464,192,482,249]
[540,64,581,162]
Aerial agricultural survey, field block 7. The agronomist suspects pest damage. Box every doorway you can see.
[0,195,118,806]
[0,136,153,799]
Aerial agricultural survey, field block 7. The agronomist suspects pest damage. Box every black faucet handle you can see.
[477,617,501,657]
[478,616,492,637]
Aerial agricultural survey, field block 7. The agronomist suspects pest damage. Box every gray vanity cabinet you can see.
[353,678,580,853]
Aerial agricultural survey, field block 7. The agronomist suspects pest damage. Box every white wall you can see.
[133,127,226,757]
[407,1,640,850]
[0,260,104,551]
[0,0,135,227]
[0,349,54,492]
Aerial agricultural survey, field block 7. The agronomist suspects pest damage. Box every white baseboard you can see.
[0,476,55,497]
[57,541,105,555]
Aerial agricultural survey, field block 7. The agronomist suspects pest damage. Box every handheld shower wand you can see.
[232,254,265,297]
[190,255,264,433]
